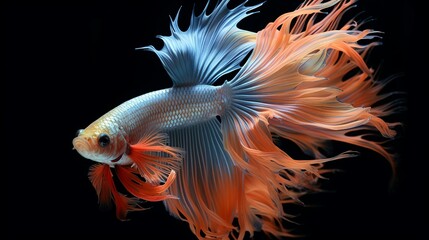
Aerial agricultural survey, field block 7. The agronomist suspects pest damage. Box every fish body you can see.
[72,0,400,239]
[74,85,226,165]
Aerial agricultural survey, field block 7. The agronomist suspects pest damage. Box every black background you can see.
[5,0,424,239]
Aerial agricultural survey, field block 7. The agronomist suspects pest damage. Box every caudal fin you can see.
[220,0,400,237]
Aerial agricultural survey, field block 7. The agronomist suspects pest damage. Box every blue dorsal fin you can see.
[140,0,262,87]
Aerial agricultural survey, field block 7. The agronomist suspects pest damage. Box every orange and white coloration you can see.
[72,0,401,239]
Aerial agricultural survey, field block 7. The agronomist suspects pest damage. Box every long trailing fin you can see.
[140,0,261,86]
[219,0,400,237]
[164,119,241,239]
[226,0,398,164]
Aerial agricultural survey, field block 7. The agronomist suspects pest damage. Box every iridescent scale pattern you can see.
[106,85,223,144]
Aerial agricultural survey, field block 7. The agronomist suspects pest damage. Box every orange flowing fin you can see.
[221,115,357,239]
[218,0,400,238]
[226,0,397,163]
[88,164,141,220]
[88,163,114,209]
[115,165,177,202]
[127,130,183,184]
[112,190,141,221]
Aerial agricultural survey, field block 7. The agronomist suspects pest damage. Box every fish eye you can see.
[98,133,110,148]
[76,129,84,137]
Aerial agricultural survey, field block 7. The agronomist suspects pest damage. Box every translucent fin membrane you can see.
[127,130,183,184]
[88,164,178,220]
[88,164,141,220]
[220,0,399,237]
[164,119,240,239]
[141,0,260,86]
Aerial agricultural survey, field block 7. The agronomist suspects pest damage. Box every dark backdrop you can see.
[5,0,424,239]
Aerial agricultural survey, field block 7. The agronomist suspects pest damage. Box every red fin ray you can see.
[128,130,183,184]
[87,131,183,220]
[88,164,141,220]
[115,165,177,202]
[88,163,114,209]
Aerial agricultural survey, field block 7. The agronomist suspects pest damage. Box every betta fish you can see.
[72,0,400,239]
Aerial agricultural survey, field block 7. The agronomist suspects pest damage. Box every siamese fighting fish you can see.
[72,0,400,239]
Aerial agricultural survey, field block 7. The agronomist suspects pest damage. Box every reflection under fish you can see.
[72,0,401,239]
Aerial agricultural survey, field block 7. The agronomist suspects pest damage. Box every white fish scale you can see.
[107,85,222,144]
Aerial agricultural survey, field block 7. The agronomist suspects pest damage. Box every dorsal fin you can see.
[140,0,261,87]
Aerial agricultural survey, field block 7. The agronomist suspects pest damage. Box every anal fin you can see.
[164,118,241,239]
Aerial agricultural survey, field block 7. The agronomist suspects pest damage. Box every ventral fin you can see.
[116,165,178,202]
[88,164,141,220]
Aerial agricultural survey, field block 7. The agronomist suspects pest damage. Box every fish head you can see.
[73,118,127,165]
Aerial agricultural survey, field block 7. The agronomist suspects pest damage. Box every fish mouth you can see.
[73,137,91,156]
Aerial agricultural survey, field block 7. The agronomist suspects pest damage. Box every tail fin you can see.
[220,0,399,237]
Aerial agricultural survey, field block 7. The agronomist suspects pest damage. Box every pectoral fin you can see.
[126,130,183,184]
